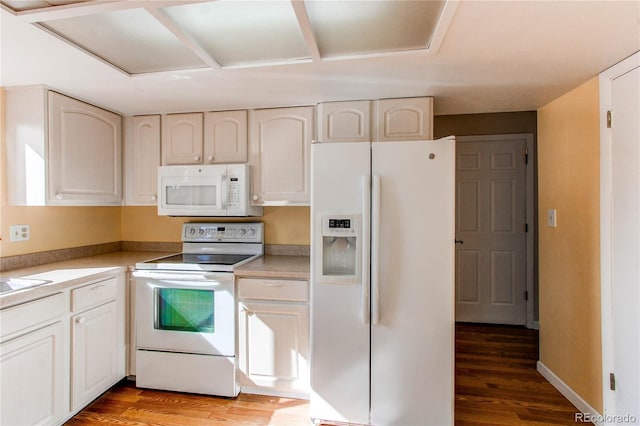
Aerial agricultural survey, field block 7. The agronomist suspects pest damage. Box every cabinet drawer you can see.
[0,293,65,340]
[72,277,117,312]
[237,278,308,302]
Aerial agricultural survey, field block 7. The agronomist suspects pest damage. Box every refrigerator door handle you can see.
[361,175,371,324]
[371,174,381,325]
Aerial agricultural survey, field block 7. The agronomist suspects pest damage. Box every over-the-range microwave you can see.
[157,164,263,217]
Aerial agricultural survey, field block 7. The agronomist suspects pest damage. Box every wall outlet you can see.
[547,209,557,228]
[10,224,30,242]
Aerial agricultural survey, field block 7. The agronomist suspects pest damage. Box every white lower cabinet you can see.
[237,278,309,398]
[0,272,126,425]
[0,321,66,426]
[70,276,125,412]
[71,301,118,410]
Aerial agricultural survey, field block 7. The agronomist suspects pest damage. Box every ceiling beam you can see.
[426,0,460,54]
[144,5,221,70]
[290,0,321,62]
[15,0,206,23]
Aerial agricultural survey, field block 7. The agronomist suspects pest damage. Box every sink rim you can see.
[0,277,53,295]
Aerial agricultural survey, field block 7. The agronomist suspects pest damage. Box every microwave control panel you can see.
[227,176,240,209]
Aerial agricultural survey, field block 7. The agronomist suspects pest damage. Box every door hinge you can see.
[610,372,616,391]
[524,291,529,301]
[524,147,529,164]
[524,223,528,232]
[607,110,612,128]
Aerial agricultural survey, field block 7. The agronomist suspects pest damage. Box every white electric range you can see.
[132,222,263,397]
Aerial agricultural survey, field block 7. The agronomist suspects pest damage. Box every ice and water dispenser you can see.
[318,214,360,284]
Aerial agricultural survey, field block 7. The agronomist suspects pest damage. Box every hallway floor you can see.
[455,323,582,425]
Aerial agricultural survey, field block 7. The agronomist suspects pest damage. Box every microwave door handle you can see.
[219,175,227,210]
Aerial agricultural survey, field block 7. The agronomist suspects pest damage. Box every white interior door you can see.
[601,53,640,421]
[370,138,454,426]
[455,135,528,325]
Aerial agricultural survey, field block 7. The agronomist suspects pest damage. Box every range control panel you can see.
[182,223,263,243]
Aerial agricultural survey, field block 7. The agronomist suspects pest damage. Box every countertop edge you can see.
[1,252,310,307]
[0,266,127,309]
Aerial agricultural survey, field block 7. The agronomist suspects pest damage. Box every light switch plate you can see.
[547,209,557,227]
[10,224,30,241]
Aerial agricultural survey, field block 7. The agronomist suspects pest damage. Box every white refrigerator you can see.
[310,137,455,426]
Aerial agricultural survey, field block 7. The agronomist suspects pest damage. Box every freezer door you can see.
[310,141,371,425]
[370,138,455,426]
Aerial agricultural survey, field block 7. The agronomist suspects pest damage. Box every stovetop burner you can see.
[134,223,264,273]
[147,253,255,266]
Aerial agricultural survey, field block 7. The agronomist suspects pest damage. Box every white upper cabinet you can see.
[5,87,122,206]
[204,110,248,163]
[48,92,122,205]
[162,111,248,165]
[317,100,371,142]
[161,112,203,165]
[124,115,161,205]
[373,97,434,141]
[249,106,313,206]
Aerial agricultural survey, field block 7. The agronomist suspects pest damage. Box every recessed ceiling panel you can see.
[304,0,446,57]
[1,0,89,12]
[163,1,310,67]
[40,8,208,74]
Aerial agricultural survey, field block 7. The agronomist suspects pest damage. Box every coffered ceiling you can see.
[1,1,639,116]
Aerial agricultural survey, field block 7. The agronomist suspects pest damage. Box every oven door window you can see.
[155,288,215,333]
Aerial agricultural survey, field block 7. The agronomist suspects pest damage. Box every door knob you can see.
[455,239,464,245]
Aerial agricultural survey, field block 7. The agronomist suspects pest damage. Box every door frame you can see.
[599,51,640,416]
[456,133,536,329]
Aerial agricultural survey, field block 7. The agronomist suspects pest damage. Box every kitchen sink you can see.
[0,277,52,295]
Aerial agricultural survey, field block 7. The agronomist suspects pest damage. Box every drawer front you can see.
[237,278,308,302]
[72,277,117,312]
[0,293,65,340]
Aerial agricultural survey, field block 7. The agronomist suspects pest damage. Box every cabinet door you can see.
[48,91,122,205]
[374,97,433,141]
[124,115,161,205]
[71,301,118,411]
[0,322,66,426]
[249,106,313,205]
[317,100,371,142]
[204,110,248,163]
[162,112,204,165]
[238,301,309,395]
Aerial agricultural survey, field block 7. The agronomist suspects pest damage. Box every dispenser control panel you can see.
[323,215,358,236]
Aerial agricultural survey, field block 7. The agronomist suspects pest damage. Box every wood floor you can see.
[455,323,582,425]
[66,324,583,426]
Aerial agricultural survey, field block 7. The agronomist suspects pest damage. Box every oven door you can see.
[134,270,234,356]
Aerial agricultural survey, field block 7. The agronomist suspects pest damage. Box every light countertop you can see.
[1,251,309,308]
[0,251,171,308]
[234,255,310,280]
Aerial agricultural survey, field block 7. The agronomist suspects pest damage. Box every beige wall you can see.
[0,207,122,257]
[120,206,310,245]
[537,77,602,412]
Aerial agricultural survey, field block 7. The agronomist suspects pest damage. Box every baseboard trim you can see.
[537,361,603,425]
